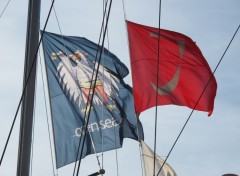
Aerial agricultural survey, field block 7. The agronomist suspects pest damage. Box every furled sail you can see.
[41,31,144,168]
[141,140,177,176]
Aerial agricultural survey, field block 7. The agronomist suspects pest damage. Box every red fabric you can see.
[127,21,217,116]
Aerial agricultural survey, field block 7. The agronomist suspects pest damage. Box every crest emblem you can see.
[52,50,120,114]
[150,32,185,95]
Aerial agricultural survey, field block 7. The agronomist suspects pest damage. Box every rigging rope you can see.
[121,0,127,21]
[0,0,55,168]
[68,0,118,175]
[102,0,122,175]
[120,1,145,176]
[74,0,112,175]
[73,0,111,175]
[51,1,63,38]
[41,0,108,174]
[39,51,57,176]
[100,0,110,173]
[47,8,102,176]
[47,3,101,166]
[154,0,162,175]
[0,0,11,20]
[156,24,240,176]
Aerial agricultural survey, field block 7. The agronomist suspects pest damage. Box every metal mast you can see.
[16,0,41,175]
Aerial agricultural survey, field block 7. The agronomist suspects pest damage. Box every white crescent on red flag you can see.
[127,21,217,116]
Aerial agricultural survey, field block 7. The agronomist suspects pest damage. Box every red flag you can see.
[127,21,217,116]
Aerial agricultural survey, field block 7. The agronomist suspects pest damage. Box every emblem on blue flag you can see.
[51,49,120,115]
[42,31,144,168]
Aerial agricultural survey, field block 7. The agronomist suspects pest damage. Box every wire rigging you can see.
[72,18,107,176]
[73,0,111,176]
[153,0,162,175]
[51,1,63,37]
[48,4,103,173]
[120,1,145,176]
[156,24,240,176]
[74,1,113,175]
[37,0,114,174]
[100,0,110,172]
[49,8,110,169]
[0,0,11,20]
[102,0,122,175]
[39,51,57,176]
[0,0,55,168]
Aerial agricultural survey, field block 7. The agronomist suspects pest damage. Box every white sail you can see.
[141,140,177,176]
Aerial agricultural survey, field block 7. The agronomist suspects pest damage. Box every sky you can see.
[0,0,240,176]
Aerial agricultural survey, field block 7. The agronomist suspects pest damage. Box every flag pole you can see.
[16,0,41,175]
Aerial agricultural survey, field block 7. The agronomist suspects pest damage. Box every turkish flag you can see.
[127,21,217,116]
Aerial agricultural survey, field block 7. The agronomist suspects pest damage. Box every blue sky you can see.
[0,0,239,176]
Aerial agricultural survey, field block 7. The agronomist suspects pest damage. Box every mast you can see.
[16,0,41,175]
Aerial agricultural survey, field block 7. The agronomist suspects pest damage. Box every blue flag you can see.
[42,31,144,168]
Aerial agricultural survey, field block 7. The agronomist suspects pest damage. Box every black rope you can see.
[72,8,107,176]
[72,1,109,173]
[153,0,162,175]
[51,4,106,172]
[101,0,110,172]
[51,1,63,37]
[0,0,55,167]
[39,52,56,175]
[120,2,146,176]
[157,24,240,176]
[0,0,11,19]
[75,1,113,174]
[72,1,113,175]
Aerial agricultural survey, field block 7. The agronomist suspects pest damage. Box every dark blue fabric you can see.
[42,31,144,168]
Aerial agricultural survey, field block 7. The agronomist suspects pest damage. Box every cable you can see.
[156,24,240,176]
[51,1,63,36]
[75,2,112,174]
[72,1,111,174]
[0,0,11,19]
[0,0,55,167]
[153,0,162,175]
[100,0,109,172]
[113,122,119,176]
[102,0,122,175]
[121,0,127,21]
[39,51,57,176]
[72,1,110,175]
[48,5,101,171]
[74,1,113,175]
[120,1,145,176]
[47,2,104,173]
